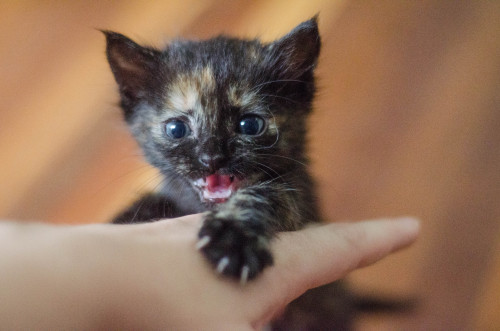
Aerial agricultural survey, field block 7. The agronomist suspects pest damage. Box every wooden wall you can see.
[1,1,498,329]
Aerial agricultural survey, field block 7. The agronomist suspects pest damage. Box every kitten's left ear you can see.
[268,16,321,76]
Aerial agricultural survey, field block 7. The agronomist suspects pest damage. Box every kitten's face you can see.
[105,18,320,205]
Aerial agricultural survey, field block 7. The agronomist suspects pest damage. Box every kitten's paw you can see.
[197,214,273,283]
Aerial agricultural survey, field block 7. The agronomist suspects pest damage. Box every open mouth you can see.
[193,174,240,203]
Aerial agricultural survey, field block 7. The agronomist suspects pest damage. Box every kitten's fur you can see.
[104,18,374,330]
[107,18,321,278]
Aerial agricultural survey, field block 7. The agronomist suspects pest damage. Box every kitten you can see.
[106,18,321,281]
[104,17,395,330]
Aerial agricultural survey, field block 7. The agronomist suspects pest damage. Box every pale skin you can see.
[0,214,419,330]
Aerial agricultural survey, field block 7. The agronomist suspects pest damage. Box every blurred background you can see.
[1,1,499,330]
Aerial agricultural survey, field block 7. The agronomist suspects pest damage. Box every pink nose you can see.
[199,154,226,172]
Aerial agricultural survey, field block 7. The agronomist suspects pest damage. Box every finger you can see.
[160,213,205,228]
[123,213,204,237]
[265,217,420,306]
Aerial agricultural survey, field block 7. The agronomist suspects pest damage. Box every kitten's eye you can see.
[238,115,265,136]
[165,119,191,139]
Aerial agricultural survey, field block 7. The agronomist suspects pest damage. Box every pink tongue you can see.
[206,174,232,193]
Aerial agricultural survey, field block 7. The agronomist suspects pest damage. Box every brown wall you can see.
[1,1,499,329]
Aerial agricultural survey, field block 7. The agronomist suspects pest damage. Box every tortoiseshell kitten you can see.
[105,17,360,329]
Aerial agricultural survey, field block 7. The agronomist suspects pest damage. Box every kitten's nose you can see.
[199,153,227,172]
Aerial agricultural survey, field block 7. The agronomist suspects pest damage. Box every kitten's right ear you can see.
[267,16,321,78]
[102,30,161,104]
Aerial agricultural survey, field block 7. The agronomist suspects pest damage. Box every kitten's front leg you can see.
[112,192,185,224]
[197,185,304,283]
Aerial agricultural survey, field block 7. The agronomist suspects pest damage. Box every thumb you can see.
[260,217,420,311]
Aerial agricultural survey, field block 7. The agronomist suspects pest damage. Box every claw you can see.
[195,236,211,250]
[240,265,250,285]
[216,256,230,274]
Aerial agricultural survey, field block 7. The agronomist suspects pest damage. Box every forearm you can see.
[0,221,158,330]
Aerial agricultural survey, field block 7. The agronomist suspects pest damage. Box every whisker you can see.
[252,79,311,92]
[245,160,281,179]
[258,93,300,104]
[255,153,307,167]
[133,172,164,194]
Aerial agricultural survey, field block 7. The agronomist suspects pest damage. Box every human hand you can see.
[0,215,418,330]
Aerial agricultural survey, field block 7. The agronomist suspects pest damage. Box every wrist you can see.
[0,222,142,329]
